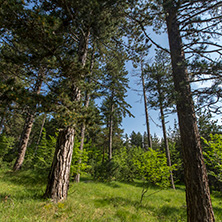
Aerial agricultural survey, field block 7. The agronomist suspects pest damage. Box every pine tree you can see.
[126,0,221,219]
[43,0,131,201]
[100,46,132,161]
[145,49,175,189]
[141,58,152,149]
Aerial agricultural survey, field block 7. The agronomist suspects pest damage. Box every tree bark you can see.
[159,102,175,190]
[141,61,152,149]
[155,73,175,189]
[108,103,114,160]
[13,113,34,171]
[163,2,215,221]
[74,49,95,183]
[45,30,90,200]
[44,127,75,202]
[34,114,47,156]
[36,114,46,146]
[74,94,90,183]
[13,72,43,171]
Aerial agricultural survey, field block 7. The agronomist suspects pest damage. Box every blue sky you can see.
[121,31,178,137]
[121,62,178,138]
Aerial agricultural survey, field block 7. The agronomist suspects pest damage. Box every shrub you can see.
[202,134,222,191]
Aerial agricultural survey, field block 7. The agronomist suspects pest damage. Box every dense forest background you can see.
[0,0,222,221]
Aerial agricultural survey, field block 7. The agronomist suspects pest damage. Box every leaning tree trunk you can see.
[13,72,43,171]
[141,61,152,149]
[44,30,90,201]
[164,3,215,221]
[44,127,75,202]
[13,113,35,171]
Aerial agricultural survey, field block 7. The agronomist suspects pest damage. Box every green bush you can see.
[202,134,222,190]
[24,128,56,171]
[0,133,15,167]
[112,146,143,181]
[70,139,91,179]
[133,148,173,188]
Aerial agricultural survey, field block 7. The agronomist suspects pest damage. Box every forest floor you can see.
[0,168,222,222]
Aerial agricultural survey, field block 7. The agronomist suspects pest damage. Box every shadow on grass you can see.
[0,169,47,201]
[2,169,48,186]
[0,190,45,202]
[119,180,146,188]
[102,182,121,188]
[94,195,186,220]
[94,196,136,208]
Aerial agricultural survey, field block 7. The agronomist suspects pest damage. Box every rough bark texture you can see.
[164,3,215,221]
[45,30,90,197]
[44,127,75,202]
[141,62,152,149]
[13,73,43,171]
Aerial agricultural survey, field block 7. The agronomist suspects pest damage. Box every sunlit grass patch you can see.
[0,168,221,221]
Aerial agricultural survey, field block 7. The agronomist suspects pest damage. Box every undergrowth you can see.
[0,168,221,222]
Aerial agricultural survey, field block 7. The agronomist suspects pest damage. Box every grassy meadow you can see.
[0,168,222,222]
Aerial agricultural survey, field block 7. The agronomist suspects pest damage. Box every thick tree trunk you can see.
[141,62,152,149]
[44,127,75,202]
[164,3,215,221]
[13,72,43,171]
[159,103,175,190]
[45,30,90,199]
[108,103,114,160]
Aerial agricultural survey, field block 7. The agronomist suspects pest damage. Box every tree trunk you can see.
[155,73,175,190]
[108,102,114,161]
[44,127,75,202]
[36,114,46,146]
[13,72,43,171]
[141,61,152,149]
[108,104,114,160]
[13,113,35,171]
[74,49,95,183]
[34,114,47,156]
[45,30,90,200]
[163,3,215,221]
[159,102,175,190]
[74,94,90,183]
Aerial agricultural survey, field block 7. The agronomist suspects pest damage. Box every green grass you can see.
[0,168,221,222]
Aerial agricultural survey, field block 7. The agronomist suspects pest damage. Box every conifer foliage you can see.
[0,1,222,220]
